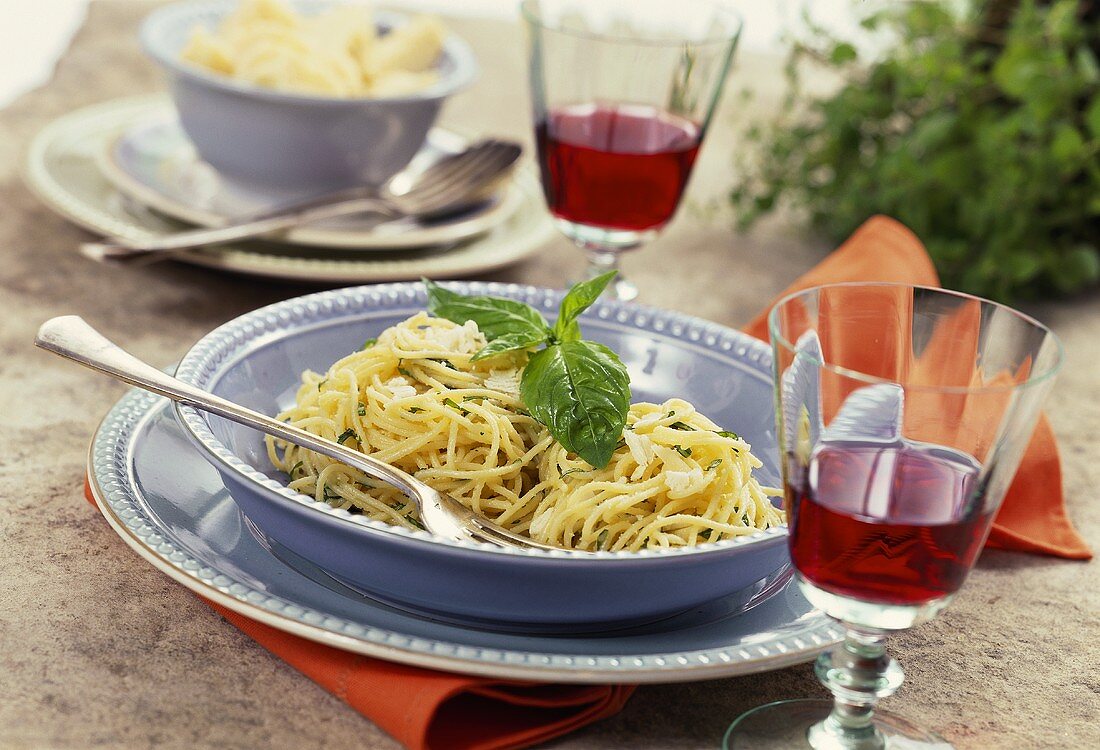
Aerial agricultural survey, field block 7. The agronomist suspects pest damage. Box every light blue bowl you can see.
[174,283,790,627]
[140,1,478,192]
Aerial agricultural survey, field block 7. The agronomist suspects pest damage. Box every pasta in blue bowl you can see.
[174,282,790,626]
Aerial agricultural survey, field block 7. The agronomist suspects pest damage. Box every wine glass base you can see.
[723,699,953,750]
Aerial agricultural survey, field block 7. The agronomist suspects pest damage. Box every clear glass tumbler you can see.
[726,283,1063,749]
[522,0,742,301]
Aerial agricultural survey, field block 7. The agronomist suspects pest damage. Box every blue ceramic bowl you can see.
[174,283,790,627]
[140,1,478,192]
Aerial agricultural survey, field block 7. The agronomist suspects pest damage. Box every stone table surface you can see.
[0,4,1097,749]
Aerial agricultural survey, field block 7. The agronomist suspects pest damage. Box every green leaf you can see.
[520,340,631,469]
[360,338,377,350]
[1046,0,1079,42]
[429,358,459,371]
[829,42,857,65]
[553,271,617,342]
[910,111,956,155]
[1076,47,1100,84]
[471,329,550,361]
[1004,252,1043,283]
[1067,245,1100,284]
[1085,98,1100,140]
[442,397,469,415]
[992,48,1039,100]
[423,279,550,341]
[1051,123,1086,167]
[596,529,609,549]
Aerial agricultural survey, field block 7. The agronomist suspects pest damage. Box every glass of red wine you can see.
[725,283,1063,749]
[521,0,743,301]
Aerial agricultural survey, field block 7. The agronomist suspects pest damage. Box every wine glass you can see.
[521,0,743,301]
[725,283,1063,749]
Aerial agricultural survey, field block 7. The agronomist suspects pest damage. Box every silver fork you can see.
[80,139,523,265]
[35,315,561,552]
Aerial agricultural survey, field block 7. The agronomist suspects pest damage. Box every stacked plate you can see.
[23,95,556,282]
[84,283,843,683]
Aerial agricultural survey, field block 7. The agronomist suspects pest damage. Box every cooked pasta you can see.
[181,0,446,97]
[266,313,784,551]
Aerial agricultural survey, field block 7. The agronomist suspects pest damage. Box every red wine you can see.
[788,440,992,606]
[535,103,702,231]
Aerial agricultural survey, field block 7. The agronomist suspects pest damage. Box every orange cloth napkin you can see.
[743,215,1091,560]
[82,477,634,750]
[79,215,1089,750]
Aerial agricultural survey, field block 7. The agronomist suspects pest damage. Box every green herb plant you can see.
[424,273,630,469]
[730,0,1100,302]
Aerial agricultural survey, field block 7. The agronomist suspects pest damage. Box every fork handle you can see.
[34,315,475,544]
[80,194,401,265]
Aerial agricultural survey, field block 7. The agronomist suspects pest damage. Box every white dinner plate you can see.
[23,95,556,283]
[97,112,526,251]
[87,387,842,683]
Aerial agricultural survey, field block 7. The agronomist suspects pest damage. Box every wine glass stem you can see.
[581,247,638,301]
[808,625,905,750]
[584,247,618,278]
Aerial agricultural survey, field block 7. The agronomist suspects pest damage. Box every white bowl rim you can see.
[140,1,479,105]
[174,281,789,561]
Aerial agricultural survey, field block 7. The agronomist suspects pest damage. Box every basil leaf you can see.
[443,397,469,415]
[553,271,617,342]
[520,340,630,469]
[424,279,550,341]
[471,329,550,361]
[596,529,609,549]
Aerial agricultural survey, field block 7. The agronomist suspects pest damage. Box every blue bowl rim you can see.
[140,0,479,106]
[173,281,789,561]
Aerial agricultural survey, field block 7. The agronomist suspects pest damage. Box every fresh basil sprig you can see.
[423,273,630,468]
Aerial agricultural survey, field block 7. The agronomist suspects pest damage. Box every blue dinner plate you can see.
[89,389,841,682]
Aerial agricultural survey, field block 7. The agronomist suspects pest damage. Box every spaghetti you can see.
[266,313,783,551]
[181,0,446,98]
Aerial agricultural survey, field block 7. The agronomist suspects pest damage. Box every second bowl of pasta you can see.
[140,0,478,191]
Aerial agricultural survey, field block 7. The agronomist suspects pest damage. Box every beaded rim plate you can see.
[88,388,843,682]
[22,95,556,282]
